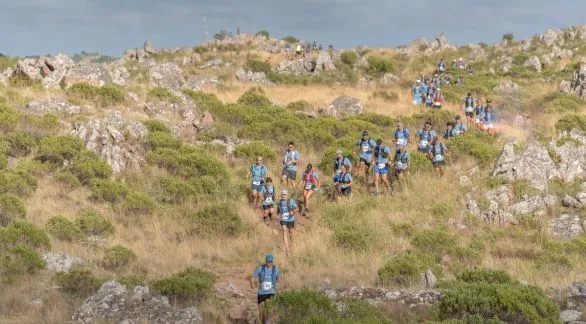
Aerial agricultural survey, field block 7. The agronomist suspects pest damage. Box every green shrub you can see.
[9,71,42,89]
[75,208,115,236]
[66,82,99,100]
[0,155,7,170]
[0,104,20,132]
[103,245,137,270]
[15,160,51,176]
[255,30,269,38]
[148,87,181,103]
[377,252,441,287]
[411,228,458,259]
[502,32,514,42]
[45,216,82,241]
[186,203,245,238]
[365,56,394,77]
[340,51,358,66]
[282,36,298,44]
[152,266,215,300]
[555,114,586,132]
[55,267,102,297]
[122,191,156,216]
[69,150,112,184]
[143,119,170,133]
[246,59,272,75]
[237,88,271,107]
[332,223,374,251]
[0,221,51,249]
[439,273,559,322]
[456,269,513,284]
[234,141,276,160]
[409,151,433,173]
[286,100,312,112]
[182,90,222,111]
[38,136,85,164]
[146,147,229,181]
[147,131,182,151]
[447,130,501,167]
[2,132,37,157]
[0,193,26,226]
[54,171,82,191]
[90,179,129,203]
[120,275,148,288]
[0,170,38,197]
[67,83,125,106]
[544,93,584,114]
[0,246,45,278]
[156,178,197,203]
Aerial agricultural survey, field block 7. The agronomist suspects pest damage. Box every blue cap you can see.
[265,254,274,262]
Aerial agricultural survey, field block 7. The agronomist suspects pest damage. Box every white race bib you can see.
[304,183,313,190]
[465,106,474,113]
[420,140,429,147]
[362,145,369,153]
[434,155,444,162]
[378,163,386,169]
[262,281,273,290]
[475,119,480,123]
[397,138,406,146]
[282,212,290,220]
[336,169,342,174]
[252,181,261,186]
[396,161,404,169]
[265,197,273,203]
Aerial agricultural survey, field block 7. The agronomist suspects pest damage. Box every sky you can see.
[0,0,585,57]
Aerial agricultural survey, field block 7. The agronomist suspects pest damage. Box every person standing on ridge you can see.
[353,130,376,178]
[249,156,267,209]
[281,142,300,187]
[250,254,280,323]
[278,189,298,252]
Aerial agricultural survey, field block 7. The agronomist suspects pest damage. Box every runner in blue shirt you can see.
[429,137,447,176]
[353,130,376,177]
[259,178,276,223]
[250,254,280,323]
[278,189,298,252]
[281,142,300,187]
[373,139,391,195]
[392,122,410,153]
[249,156,267,209]
[453,115,468,135]
[416,121,437,154]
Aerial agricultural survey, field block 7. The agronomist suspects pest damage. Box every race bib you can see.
[434,102,441,107]
[396,161,404,169]
[252,181,261,186]
[304,183,313,190]
[465,106,474,113]
[378,163,386,169]
[265,197,273,203]
[262,281,273,291]
[420,140,429,147]
[434,154,444,162]
[282,212,290,220]
[336,169,342,174]
[397,138,406,146]
[362,145,369,153]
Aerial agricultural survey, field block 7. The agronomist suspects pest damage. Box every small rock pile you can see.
[42,252,83,272]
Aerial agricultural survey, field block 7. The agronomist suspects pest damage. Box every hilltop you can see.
[0,24,586,323]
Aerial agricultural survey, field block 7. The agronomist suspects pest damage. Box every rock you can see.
[428,33,454,51]
[559,64,586,99]
[398,38,428,55]
[523,56,542,73]
[551,46,573,60]
[494,80,519,93]
[485,185,514,207]
[541,28,564,46]
[144,40,155,54]
[576,192,586,205]
[315,52,336,72]
[543,194,559,208]
[149,62,184,91]
[0,67,14,86]
[510,196,546,215]
[42,252,83,272]
[183,75,220,90]
[541,54,552,68]
[379,73,399,85]
[466,200,482,218]
[144,101,179,121]
[423,269,437,289]
[16,54,75,88]
[321,96,363,117]
[108,61,130,86]
[26,99,81,115]
[201,58,225,70]
[560,310,582,323]
[459,176,471,187]
[554,135,586,182]
[500,58,513,73]
[72,281,203,323]
[563,195,582,207]
[72,111,148,173]
[560,80,573,93]
[234,69,273,85]
[63,63,112,88]
[548,214,584,240]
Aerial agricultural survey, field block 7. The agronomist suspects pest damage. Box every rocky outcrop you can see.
[64,63,109,88]
[234,69,273,84]
[276,53,335,74]
[494,80,519,94]
[72,111,148,173]
[559,64,586,99]
[72,281,203,324]
[214,284,257,324]
[183,75,220,91]
[523,56,542,72]
[16,54,75,88]
[467,185,515,225]
[322,285,441,308]
[149,62,184,91]
[319,96,363,117]
[42,252,83,272]
[25,99,81,115]
[548,214,584,240]
[510,196,546,215]
[0,67,13,86]
[540,28,564,46]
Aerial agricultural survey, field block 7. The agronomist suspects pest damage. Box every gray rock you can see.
[424,269,437,289]
[559,64,586,99]
[543,194,559,208]
[466,200,482,218]
[576,192,586,205]
[26,99,81,115]
[510,196,546,215]
[459,176,471,187]
[0,67,14,86]
[494,80,519,93]
[42,252,83,272]
[64,63,112,88]
[16,54,75,88]
[485,185,514,207]
[560,310,582,323]
[183,75,220,90]
[234,69,273,85]
[72,281,203,324]
[563,195,582,207]
[523,56,542,73]
[149,62,184,91]
[548,214,584,240]
[551,46,573,60]
[144,40,155,54]
[201,58,225,70]
[321,96,363,117]
[541,28,564,46]
[379,73,399,85]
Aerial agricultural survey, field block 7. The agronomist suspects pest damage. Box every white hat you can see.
[281,189,288,195]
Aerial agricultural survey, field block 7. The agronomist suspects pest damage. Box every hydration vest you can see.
[303,171,316,184]
[464,96,474,107]
[259,265,277,290]
[374,145,389,159]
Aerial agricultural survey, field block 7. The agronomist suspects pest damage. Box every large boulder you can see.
[540,28,564,46]
[320,96,363,117]
[183,75,220,90]
[149,62,184,91]
[26,99,81,115]
[234,69,273,85]
[523,56,542,73]
[551,129,586,181]
[72,111,148,173]
[510,196,546,215]
[144,40,155,54]
[548,214,584,240]
[0,67,13,86]
[551,46,573,60]
[494,80,519,94]
[72,281,203,323]
[559,64,586,99]
[43,252,83,272]
[15,54,75,88]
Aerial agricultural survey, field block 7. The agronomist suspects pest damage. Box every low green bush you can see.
[156,178,197,203]
[0,104,20,132]
[143,119,170,133]
[45,216,83,241]
[0,246,45,278]
[409,151,433,173]
[67,83,125,106]
[365,56,394,77]
[182,90,223,111]
[75,208,115,236]
[54,171,82,191]
[15,160,51,176]
[377,252,441,287]
[186,203,245,238]
[69,150,112,184]
[555,114,586,132]
[456,269,513,284]
[152,266,215,300]
[2,132,37,157]
[121,191,156,216]
[146,147,229,181]
[148,87,181,103]
[286,100,312,112]
[255,30,269,38]
[411,227,459,259]
[282,36,298,43]
[246,59,272,75]
[446,129,501,167]
[0,193,26,226]
[147,131,182,151]
[234,141,276,160]
[332,223,374,251]
[90,179,129,203]
[103,245,137,270]
[543,93,585,114]
[55,267,102,297]
[38,136,85,164]
[9,72,42,89]
[340,51,358,66]
[0,170,38,197]
[237,88,272,107]
[0,221,51,249]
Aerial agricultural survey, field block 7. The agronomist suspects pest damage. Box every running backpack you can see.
[374,145,389,159]
[464,96,474,107]
[262,185,275,201]
[432,144,444,155]
[303,171,316,184]
[394,129,409,140]
[278,199,295,214]
[259,265,277,286]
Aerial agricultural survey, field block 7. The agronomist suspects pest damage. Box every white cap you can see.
[281,189,288,195]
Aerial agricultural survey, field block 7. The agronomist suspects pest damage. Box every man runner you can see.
[338,164,353,198]
[301,164,320,216]
[249,156,267,209]
[416,121,437,154]
[281,142,300,187]
[392,122,410,152]
[429,137,447,176]
[394,145,410,179]
[260,178,276,223]
[353,130,376,177]
[373,139,391,195]
[278,189,298,252]
[250,254,280,324]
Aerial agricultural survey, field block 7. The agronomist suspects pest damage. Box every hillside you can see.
[1,26,586,323]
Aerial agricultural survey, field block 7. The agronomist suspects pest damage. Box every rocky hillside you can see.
[1,25,586,323]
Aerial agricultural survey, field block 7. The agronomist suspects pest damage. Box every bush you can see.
[55,267,102,297]
[103,245,137,270]
[246,59,272,75]
[332,223,374,251]
[365,56,394,77]
[286,100,312,112]
[67,83,125,106]
[409,151,433,173]
[255,30,269,38]
[340,51,358,66]
[152,266,215,300]
[0,104,20,132]
[237,88,272,107]
[120,275,148,288]
[0,221,51,249]
[446,129,501,167]
[439,272,559,322]
[234,141,276,160]
[502,32,514,42]
[156,178,197,203]
[543,93,585,114]
[182,90,222,111]
[456,269,513,284]
[54,171,82,191]
[9,71,42,89]
[148,87,181,103]
[1,245,45,278]
[0,193,26,226]
[377,252,441,287]
[147,131,182,151]
[45,216,82,241]
[0,222,49,279]
[0,170,38,197]
[69,151,112,184]
[15,160,51,176]
[121,191,156,216]
[2,132,37,157]
[411,228,458,259]
[90,179,129,203]
[146,147,229,181]
[186,203,245,238]
[99,84,126,106]
[75,208,115,236]
[38,136,85,164]
[555,114,586,132]
[282,36,298,44]
[143,119,170,133]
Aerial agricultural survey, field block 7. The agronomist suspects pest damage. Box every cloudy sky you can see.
[0,0,584,57]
